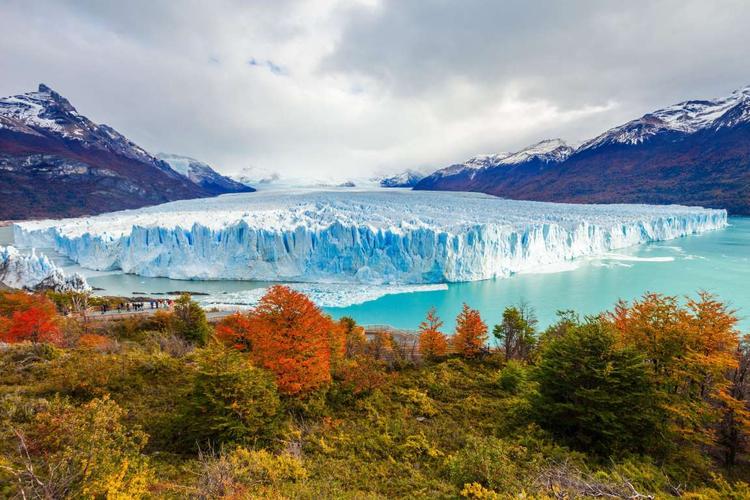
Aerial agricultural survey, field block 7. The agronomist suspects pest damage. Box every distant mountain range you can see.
[378,170,425,188]
[4,83,749,220]
[416,86,750,214]
[0,84,252,220]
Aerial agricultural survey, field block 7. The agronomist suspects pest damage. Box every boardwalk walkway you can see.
[80,307,419,350]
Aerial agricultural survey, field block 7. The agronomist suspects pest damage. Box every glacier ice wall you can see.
[0,245,90,292]
[12,189,728,284]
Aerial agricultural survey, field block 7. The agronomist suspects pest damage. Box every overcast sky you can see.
[2,0,750,180]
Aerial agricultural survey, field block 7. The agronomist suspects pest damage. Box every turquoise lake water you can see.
[329,217,750,331]
[2,218,749,331]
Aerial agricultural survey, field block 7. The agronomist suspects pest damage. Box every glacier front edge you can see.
[12,189,728,284]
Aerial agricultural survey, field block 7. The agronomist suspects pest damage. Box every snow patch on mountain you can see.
[423,139,572,182]
[157,153,253,194]
[12,189,727,285]
[0,245,90,292]
[500,139,574,164]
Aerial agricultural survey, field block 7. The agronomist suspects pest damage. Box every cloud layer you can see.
[2,0,749,180]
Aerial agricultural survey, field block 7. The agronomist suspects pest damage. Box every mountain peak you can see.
[0,85,246,219]
[33,83,72,107]
[581,84,750,151]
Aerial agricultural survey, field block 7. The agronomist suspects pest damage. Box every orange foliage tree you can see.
[608,292,742,446]
[339,316,368,358]
[215,312,255,351]
[0,292,61,345]
[418,307,448,360]
[452,303,487,358]
[217,286,344,396]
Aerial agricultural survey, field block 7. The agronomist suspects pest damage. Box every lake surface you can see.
[2,218,749,331]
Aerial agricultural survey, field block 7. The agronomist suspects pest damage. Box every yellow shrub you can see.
[229,448,308,486]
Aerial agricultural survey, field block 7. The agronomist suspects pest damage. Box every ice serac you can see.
[13,190,727,285]
[0,245,90,292]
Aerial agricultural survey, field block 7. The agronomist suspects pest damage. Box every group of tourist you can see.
[98,299,173,315]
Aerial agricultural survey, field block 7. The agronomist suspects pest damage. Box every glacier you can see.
[0,245,90,292]
[12,189,727,285]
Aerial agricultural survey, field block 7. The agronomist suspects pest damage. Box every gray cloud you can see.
[1,0,749,180]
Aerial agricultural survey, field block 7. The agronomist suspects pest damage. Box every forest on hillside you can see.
[1,287,750,498]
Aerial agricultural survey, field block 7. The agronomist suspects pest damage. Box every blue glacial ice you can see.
[0,245,90,291]
[12,189,728,285]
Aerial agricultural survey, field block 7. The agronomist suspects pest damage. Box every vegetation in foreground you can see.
[1,286,750,498]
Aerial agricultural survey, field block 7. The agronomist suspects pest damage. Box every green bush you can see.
[445,435,539,494]
[183,343,282,448]
[173,293,210,346]
[497,360,527,394]
[533,319,664,456]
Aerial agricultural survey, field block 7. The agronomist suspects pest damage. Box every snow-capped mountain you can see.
[580,86,750,151]
[416,85,750,214]
[231,166,377,190]
[157,153,254,195]
[0,84,170,170]
[0,84,245,220]
[378,170,426,188]
[418,139,572,189]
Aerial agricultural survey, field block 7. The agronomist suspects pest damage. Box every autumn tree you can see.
[338,316,367,358]
[0,291,33,316]
[719,335,750,466]
[223,286,342,396]
[7,396,151,499]
[452,304,488,358]
[419,307,448,360]
[215,312,254,351]
[328,317,392,396]
[493,303,537,362]
[327,318,347,373]
[0,292,61,345]
[608,292,741,449]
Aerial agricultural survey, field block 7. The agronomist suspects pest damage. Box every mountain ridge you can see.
[0,84,251,220]
[415,85,750,214]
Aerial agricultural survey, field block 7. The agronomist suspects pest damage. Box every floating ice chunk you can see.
[200,283,449,309]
